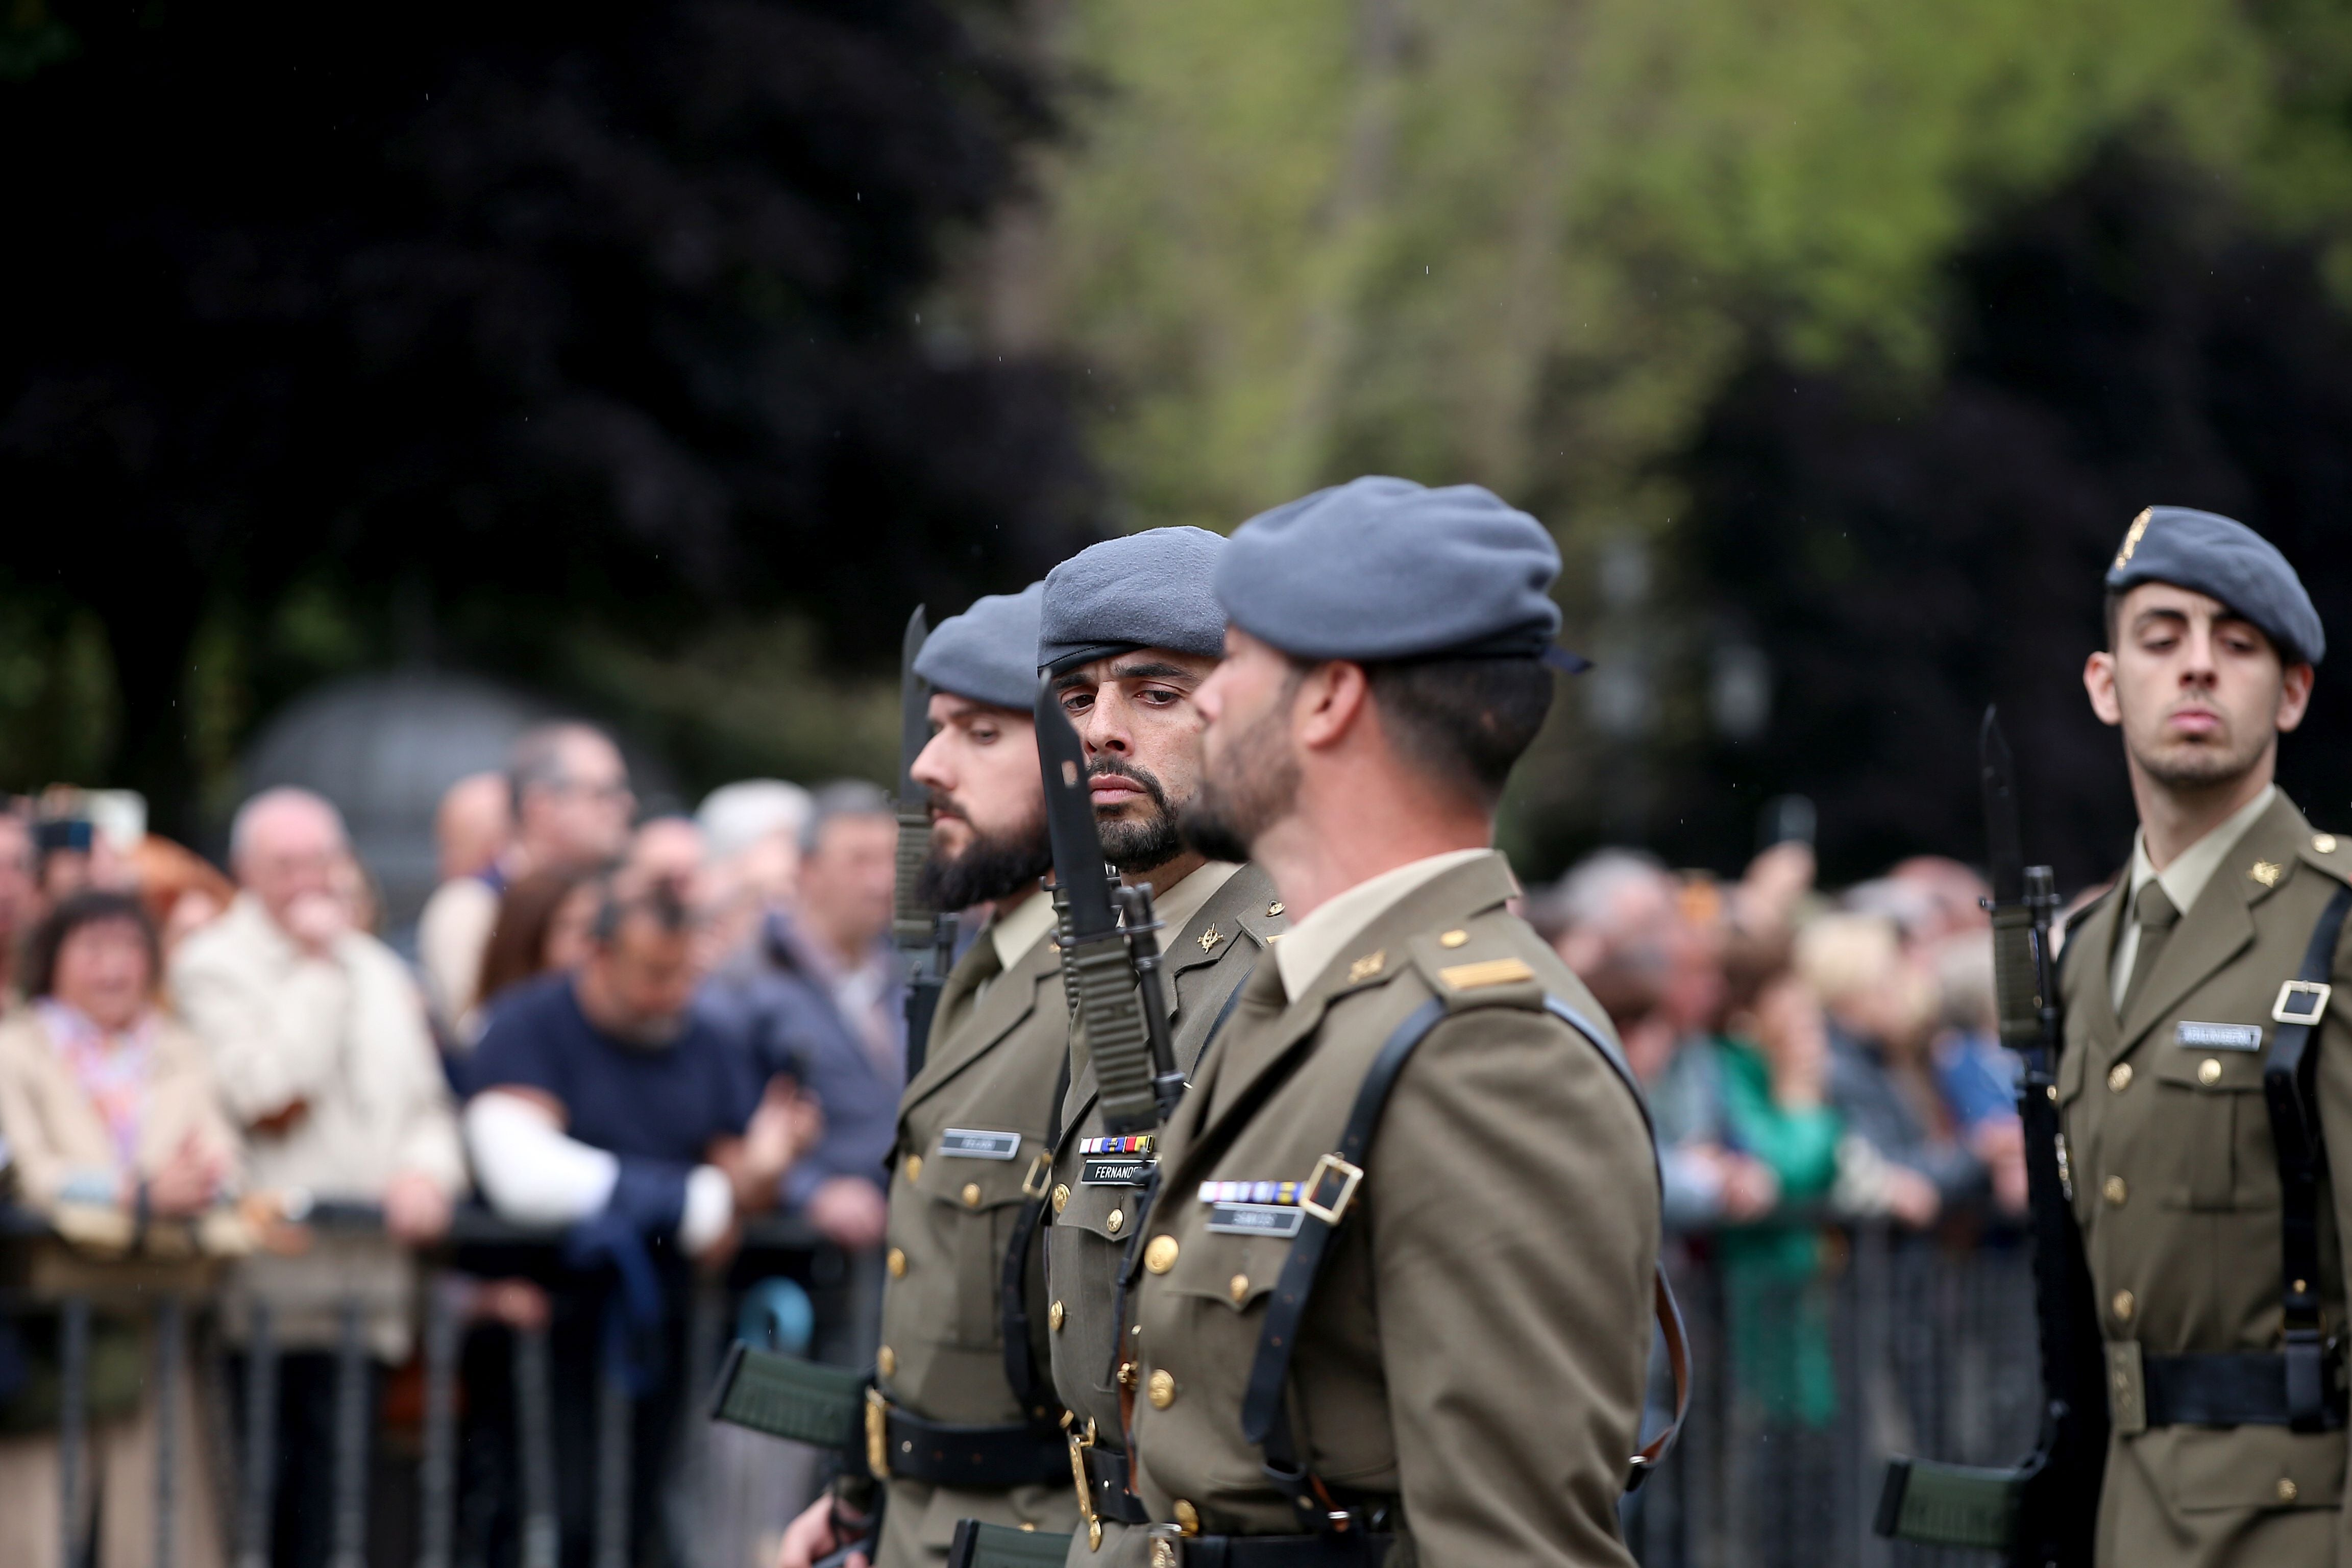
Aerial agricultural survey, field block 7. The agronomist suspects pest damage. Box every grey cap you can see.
[1216,476,1565,662]
[913,583,1047,709]
[1038,527,1229,675]
[2106,506,2324,665]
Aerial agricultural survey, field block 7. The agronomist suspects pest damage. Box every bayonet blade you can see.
[894,607,939,954]
[898,607,931,804]
[1980,706,2025,906]
[1035,677,1120,940]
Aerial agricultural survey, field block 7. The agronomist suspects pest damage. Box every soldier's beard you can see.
[916,804,1053,910]
[1090,758,1187,874]
[1180,700,1300,867]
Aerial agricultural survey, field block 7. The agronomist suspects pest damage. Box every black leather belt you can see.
[2144,1350,2348,1430]
[1079,1443,1152,1526]
[881,1405,1068,1488]
[1157,1532,1396,1566]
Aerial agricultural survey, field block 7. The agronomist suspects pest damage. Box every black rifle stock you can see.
[1875,708,2106,1565]
[895,607,955,1079]
[1034,678,1182,1135]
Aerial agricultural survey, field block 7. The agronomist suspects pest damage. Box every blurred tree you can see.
[0,0,1098,829]
[1670,150,2352,889]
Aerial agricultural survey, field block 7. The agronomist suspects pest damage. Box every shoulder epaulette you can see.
[2298,829,2352,886]
[1404,922,1546,1012]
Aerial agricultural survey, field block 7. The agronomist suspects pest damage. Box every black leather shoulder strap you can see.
[2261,883,2352,1430]
[1238,992,1686,1521]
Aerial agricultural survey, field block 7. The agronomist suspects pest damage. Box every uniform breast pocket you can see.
[2149,1046,2272,1211]
[916,1134,1048,1349]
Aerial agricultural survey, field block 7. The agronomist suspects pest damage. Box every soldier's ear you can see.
[2082,650,2122,728]
[2276,662,2316,734]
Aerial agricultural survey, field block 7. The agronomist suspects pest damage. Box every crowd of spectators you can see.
[0,728,905,1568]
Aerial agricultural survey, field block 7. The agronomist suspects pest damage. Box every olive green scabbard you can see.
[946,1520,1075,1568]
[1875,1455,2028,1551]
[706,1341,869,1454]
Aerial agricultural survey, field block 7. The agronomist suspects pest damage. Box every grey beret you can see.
[1038,527,1229,675]
[1216,476,1565,662]
[2106,506,2324,665]
[912,583,1047,709]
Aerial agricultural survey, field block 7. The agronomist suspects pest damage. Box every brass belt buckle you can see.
[1067,1418,1105,1550]
[1023,1151,1055,1199]
[2276,980,2334,1025]
[864,1387,890,1480]
[1144,1523,1185,1568]
[1300,1153,1364,1224]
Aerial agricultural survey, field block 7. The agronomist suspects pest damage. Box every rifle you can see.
[1034,676,1183,1135]
[1875,707,2106,1564]
[894,607,957,1080]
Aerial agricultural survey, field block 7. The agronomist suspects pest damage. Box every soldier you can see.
[1028,528,1291,1563]
[781,584,1082,1568]
[1122,478,1672,1566]
[2059,506,2347,1566]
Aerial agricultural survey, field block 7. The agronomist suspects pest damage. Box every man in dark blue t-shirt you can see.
[463,876,806,1566]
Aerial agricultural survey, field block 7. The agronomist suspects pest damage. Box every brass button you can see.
[2108,1063,2133,1092]
[1147,1368,1176,1409]
[1118,1361,1136,1387]
[2318,834,2340,854]
[1052,1184,1070,1213]
[1173,1499,1200,1535]
[877,1345,896,1378]
[1020,1523,1037,1532]
[962,1182,983,1207]
[1049,1300,1065,1331]
[2112,1290,2136,1322]
[1438,929,1469,948]
[1106,1208,1125,1235]
[1230,1273,1251,1303]
[2102,1177,2127,1207]
[1145,1235,1180,1273]
[2280,1477,2300,1503]
[904,1155,923,1184]
[2198,1057,2223,1086]
[887,1247,906,1278]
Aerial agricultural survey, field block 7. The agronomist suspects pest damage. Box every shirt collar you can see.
[988,886,1060,973]
[1136,860,1240,945]
[1272,847,1494,1001]
[2127,783,2278,918]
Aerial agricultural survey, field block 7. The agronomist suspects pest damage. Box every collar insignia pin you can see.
[1197,926,1221,952]
[1348,950,1386,984]
[2252,860,2284,888]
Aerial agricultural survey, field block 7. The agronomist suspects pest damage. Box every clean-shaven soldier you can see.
[782,585,1082,1568]
[1027,529,1292,1562]
[1124,478,1664,1567]
[2056,508,2352,1567]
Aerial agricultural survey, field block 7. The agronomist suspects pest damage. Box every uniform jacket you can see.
[2056,793,2352,1567]
[875,897,1081,1562]
[1046,863,1287,1559]
[1125,852,1657,1566]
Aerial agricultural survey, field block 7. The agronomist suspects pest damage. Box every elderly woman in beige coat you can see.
[0,889,238,1568]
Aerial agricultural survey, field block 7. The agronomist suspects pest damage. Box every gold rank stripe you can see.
[1437,957,1536,990]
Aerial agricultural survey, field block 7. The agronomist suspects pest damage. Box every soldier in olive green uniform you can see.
[782,585,1083,1568]
[1121,479,1672,1567]
[1025,529,1292,1562]
[2055,506,2348,1567]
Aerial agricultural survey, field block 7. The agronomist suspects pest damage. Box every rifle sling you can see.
[1238,993,1686,1530]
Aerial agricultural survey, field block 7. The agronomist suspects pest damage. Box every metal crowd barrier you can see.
[1628,1220,2040,1568]
[0,1204,837,1568]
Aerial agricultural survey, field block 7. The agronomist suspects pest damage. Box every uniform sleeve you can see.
[168,940,352,1123]
[1368,1006,1657,1567]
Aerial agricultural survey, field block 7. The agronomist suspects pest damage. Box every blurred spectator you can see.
[418,723,634,1044]
[628,813,709,901]
[696,779,813,963]
[473,867,603,1019]
[700,781,900,1251]
[1886,855,1995,943]
[1928,934,2027,1216]
[169,787,467,1568]
[436,770,512,883]
[0,809,38,996]
[0,891,237,1568]
[463,876,808,1566]
[1712,934,1844,1430]
[1798,913,1978,1226]
[128,835,236,958]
